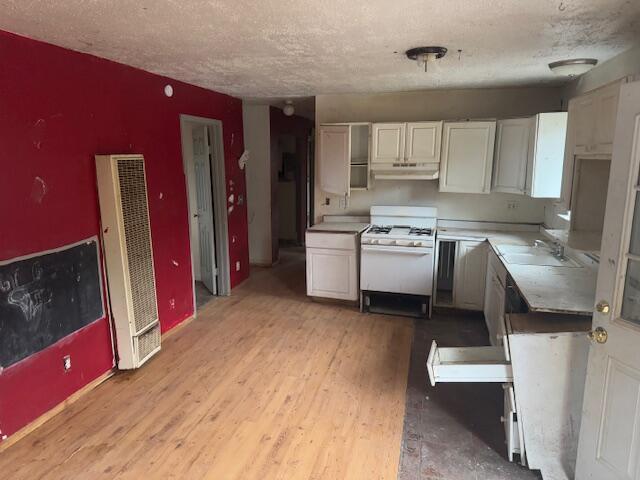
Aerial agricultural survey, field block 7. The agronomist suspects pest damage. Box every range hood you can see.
[372,162,440,181]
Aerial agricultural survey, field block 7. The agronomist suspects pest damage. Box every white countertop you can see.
[307,222,370,234]
[436,227,597,316]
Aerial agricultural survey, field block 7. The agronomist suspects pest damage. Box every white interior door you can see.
[576,81,640,479]
[192,125,217,295]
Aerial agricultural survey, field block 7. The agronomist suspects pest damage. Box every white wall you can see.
[242,103,272,265]
[315,86,564,224]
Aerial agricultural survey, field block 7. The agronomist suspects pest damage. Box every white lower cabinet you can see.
[454,240,488,310]
[502,383,525,464]
[483,249,507,346]
[305,232,359,301]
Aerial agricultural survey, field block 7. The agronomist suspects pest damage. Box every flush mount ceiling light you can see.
[548,58,598,77]
[406,46,447,72]
[283,100,295,116]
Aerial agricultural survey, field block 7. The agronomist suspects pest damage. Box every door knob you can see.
[596,300,610,314]
[588,327,608,344]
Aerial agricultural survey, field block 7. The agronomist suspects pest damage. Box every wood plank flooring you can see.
[1,249,413,479]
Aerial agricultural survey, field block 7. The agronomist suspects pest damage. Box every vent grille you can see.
[136,323,161,363]
[117,157,158,334]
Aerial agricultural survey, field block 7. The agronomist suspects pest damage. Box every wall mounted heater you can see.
[95,154,161,369]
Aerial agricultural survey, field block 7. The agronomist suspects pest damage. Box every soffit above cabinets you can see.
[1,1,638,97]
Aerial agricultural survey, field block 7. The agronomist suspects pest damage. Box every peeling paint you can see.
[30,176,48,204]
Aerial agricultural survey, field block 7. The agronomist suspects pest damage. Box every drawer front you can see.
[305,231,358,250]
[427,341,513,386]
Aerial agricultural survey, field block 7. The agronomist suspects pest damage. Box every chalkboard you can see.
[0,238,105,368]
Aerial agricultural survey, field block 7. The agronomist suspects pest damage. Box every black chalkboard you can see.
[0,239,104,368]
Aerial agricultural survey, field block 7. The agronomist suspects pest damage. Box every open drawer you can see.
[427,341,513,386]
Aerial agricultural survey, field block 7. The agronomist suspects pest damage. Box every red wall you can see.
[0,31,249,440]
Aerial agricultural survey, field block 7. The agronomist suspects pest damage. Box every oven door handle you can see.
[362,245,432,255]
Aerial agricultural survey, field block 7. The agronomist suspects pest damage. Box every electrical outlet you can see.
[63,355,71,372]
[325,197,330,206]
[236,261,241,272]
[507,202,519,210]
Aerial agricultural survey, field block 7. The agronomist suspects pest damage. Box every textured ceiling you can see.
[1,0,639,99]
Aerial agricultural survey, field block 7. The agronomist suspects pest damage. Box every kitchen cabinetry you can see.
[371,123,405,165]
[492,118,530,194]
[440,121,496,193]
[492,113,567,198]
[560,78,627,210]
[428,310,591,475]
[405,122,443,163]
[484,250,507,346]
[318,123,371,196]
[371,121,442,179]
[525,112,568,198]
[305,229,362,301]
[454,240,488,310]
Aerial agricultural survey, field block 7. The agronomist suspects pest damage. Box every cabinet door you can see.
[440,121,496,193]
[306,247,358,301]
[484,259,497,343]
[318,125,350,195]
[593,82,621,154]
[454,240,488,311]
[559,101,579,210]
[371,123,405,164]
[405,121,443,164]
[526,112,567,198]
[492,118,530,194]
[573,94,596,155]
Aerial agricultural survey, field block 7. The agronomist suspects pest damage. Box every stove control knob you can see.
[414,241,422,247]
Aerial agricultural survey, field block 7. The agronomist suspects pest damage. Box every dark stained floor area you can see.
[398,310,542,480]
[194,280,215,309]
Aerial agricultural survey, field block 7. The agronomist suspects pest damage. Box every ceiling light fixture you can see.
[406,46,447,72]
[283,100,295,116]
[548,58,598,77]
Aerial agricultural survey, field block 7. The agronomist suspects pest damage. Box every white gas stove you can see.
[360,206,437,307]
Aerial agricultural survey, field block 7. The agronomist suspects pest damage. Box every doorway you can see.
[180,115,231,313]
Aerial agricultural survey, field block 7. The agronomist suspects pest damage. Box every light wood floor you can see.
[1,249,413,479]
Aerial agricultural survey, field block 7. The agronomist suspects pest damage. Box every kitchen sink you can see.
[495,245,582,268]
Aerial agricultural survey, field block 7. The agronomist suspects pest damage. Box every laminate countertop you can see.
[436,227,597,316]
[306,222,370,234]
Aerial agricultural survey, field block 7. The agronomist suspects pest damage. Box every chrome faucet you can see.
[551,242,565,259]
[533,239,548,249]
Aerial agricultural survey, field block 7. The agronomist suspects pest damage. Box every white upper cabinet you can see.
[525,112,568,198]
[371,123,405,165]
[492,118,531,194]
[405,121,443,164]
[574,80,621,156]
[318,124,350,196]
[440,121,496,194]
[318,123,371,195]
[560,78,626,210]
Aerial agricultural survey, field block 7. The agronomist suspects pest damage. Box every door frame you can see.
[180,114,231,315]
